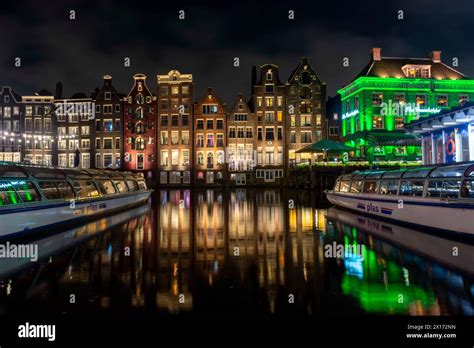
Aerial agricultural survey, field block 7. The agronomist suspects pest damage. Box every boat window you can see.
[460,180,474,198]
[340,181,350,193]
[0,165,28,178]
[38,181,62,200]
[114,180,129,193]
[14,181,42,203]
[96,180,116,195]
[441,180,461,199]
[379,180,399,195]
[382,171,404,179]
[352,174,366,180]
[362,180,379,194]
[364,172,384,180]
[350,180,363,193]
[57,182,75,199]
[402,168,433,179]
[24,167,65,179]
[126,180,139,192]
[429,164,470,178]
[73,180,100,199]
[426,180,443,198]
[63,169,92,180]
[0,181,21,206]
[399,180,424,197]
[137,180,147,191]
[334,180,341,192]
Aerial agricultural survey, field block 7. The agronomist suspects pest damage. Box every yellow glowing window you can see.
[372,116,384,129]
[277,111,283,122]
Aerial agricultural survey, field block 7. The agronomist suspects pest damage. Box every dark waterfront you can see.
[0,189,473,319]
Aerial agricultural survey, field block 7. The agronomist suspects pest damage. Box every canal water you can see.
[0,188,473,319]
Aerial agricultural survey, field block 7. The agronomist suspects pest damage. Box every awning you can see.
[343,130,421,147]
[295,139,355,153]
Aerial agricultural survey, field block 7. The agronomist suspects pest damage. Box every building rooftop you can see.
[346,48,468,86]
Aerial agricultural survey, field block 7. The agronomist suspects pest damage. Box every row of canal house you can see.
[0,57,328,186]
[124,59,327,186]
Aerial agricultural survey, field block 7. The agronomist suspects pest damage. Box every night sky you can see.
[1,0,474,102]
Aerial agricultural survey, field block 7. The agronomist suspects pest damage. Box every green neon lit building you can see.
[338,48,474,162]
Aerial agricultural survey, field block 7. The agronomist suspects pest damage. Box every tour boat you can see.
[325,162,474,235]
[0,162,152,239]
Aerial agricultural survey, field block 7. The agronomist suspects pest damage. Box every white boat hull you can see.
[326,191,474,235]
[0,191,152,239]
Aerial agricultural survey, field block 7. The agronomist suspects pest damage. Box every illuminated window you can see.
[402,65,431,78]
[161,150,169,166]
[135,137,145,150]
[395,116,404,129]
[277,96,283,106]
[416,94,426,106]
[171,131,179,145]
[394,94,405,104]
[196,134,204,147]
[171,149,178,165]
[182,131,189,145]
[277,111,283,122]
[265,97,274,107]
[372,93,383,106]
[301,115,311,126]
[182,150,189,166]
[202,104,218,114]
[257,97,262,107]
[373,116,384,129]
[197,152,204,165]
[290,115,296,127]
[171,86,179,94]
[459,95,469,105]
[437,95,448,107]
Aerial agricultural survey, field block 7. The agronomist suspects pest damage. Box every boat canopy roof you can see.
[0,162,145,181]
[337,162,474,181]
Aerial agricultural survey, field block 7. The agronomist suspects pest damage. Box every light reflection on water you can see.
[0,188,473,318]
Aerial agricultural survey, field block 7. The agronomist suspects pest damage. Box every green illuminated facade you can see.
[338,48,474,162]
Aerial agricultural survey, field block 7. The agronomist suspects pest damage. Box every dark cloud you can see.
[1,0,474,101]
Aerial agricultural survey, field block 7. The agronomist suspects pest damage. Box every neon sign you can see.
[342,109,359,119]
[405,106,441,114]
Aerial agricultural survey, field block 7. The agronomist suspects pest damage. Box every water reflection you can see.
[0,189,472,318]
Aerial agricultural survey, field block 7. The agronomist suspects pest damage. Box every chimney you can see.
[301,57,309,65]
[371,47,381,61]
[430,51,442,63]
[251,66,257,90]
[55,82,63,99]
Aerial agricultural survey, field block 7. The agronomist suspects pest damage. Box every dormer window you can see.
[402,65,431,78]
[266,69,273,81]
